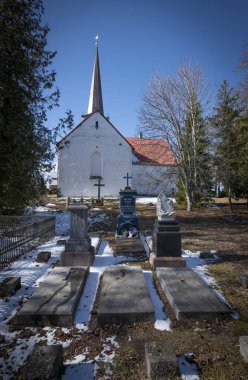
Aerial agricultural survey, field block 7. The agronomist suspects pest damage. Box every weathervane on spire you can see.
[95,34,99,46]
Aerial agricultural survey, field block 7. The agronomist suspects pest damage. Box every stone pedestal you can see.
[60,205,94,267]
[153,219,181,257]
[150,218,185,268]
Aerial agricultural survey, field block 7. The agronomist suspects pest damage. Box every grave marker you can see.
[150,192,185,268]
[94,177,105,200]
[116,174,138,235]
[60,201,94,267]
[15,267,88,327]
[156,267,231,321]
[97,266,154,325]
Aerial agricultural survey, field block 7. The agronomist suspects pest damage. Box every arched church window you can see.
[90,151,102,178]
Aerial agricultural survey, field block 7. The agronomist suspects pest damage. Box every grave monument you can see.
[60,199,94,266]
[150,191,185,268]
[116,173,139,236]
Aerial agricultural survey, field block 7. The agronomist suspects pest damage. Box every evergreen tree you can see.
[235,113,248,203]
[0,0,70,213]
[212,80,242,210]
[183,100,212,204]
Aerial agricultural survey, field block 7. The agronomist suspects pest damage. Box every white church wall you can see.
[57,112,132,197]
[131,164,178,196]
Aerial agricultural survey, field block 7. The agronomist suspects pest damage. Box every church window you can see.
[95,121,99,129]
[90,151,102,178]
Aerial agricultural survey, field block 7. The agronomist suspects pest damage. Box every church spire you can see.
[87,36,104,115]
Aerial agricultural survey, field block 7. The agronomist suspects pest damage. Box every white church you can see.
[57,43,177,197]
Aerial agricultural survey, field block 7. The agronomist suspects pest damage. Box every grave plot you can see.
[14,267,88,327]
[115,236,146,257]
[157,267,232,321]
[97,266,155,325]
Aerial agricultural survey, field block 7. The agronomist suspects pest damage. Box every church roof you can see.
[87,44,104,114]
[126,137,176,165]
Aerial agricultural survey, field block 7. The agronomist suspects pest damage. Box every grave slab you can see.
[20,344,63,380]
[145,341,178,380]
[115,237,146,257]
[97,266,155,325]
[15,267,88,327]
[156,268,231,321]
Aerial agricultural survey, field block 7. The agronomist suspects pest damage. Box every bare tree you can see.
[139,63,210,211]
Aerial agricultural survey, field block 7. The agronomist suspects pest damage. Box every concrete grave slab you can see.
[145,341,178,380]
[15,267,88,327]
[156,268,231,321]
[115,237,146,257]
[97,266,154,325]
[20,344,63,380]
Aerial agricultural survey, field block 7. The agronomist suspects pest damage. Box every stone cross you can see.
[123,172,132,188]
[94,178,105,199]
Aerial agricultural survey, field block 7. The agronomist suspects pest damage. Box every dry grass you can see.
[28,197,248,378]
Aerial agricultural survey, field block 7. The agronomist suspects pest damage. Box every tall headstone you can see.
[150,191,185,268]
[60,203,94,266]
[116,173,138,236]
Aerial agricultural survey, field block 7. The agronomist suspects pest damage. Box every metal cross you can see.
[123,172,132,188]
[94,178,105,199]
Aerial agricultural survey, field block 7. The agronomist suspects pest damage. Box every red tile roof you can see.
[126,137,176,165]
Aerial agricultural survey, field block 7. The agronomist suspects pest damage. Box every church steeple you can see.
[87,37,104,115]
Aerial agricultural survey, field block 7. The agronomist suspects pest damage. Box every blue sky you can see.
[43,0,248,137]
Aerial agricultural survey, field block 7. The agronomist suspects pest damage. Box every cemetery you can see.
[0,191,248,379]
[1,2,248,379]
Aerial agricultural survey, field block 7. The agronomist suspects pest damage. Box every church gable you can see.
[57,111,133,197]
[58,112,132,151]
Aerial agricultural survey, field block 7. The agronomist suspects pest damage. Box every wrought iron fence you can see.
[0,215,56,268]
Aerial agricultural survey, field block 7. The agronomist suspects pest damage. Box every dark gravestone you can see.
[153,219,181,257]
[151,192,184,268]
[116,174,138,235]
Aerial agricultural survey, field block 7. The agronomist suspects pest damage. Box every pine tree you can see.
[183,100,212,205]
[235,113,248,203]
[0,0,65,213]
[212,80,242,210]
